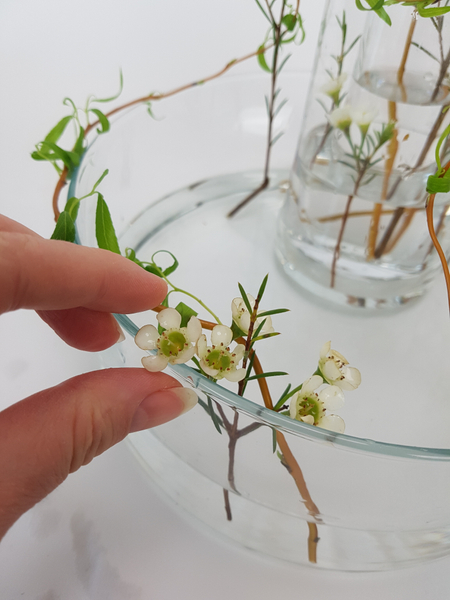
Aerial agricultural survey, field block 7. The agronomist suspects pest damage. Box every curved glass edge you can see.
[68,119,450,462]
[114,314,450,462]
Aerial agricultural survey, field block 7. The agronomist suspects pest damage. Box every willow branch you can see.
[51,43,274,220]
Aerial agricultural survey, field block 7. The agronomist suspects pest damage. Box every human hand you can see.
[0,215,197,539]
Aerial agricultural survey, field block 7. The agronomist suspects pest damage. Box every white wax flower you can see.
[135,307,202,372]
[197,325,246,382]
[328,106,352,131]
[289,375,345,433]
[350,106,378,133]
[320,73,347,100]
[318,341,361,391]
[231,293,274,335]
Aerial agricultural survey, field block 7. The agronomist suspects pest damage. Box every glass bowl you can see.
[71,73,450,571]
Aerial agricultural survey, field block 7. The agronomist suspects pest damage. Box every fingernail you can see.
[115,322,126,343]
[130,387,198,433]
[171,387,198,415]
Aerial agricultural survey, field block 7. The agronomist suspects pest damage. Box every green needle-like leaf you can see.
[246,371,288,381]
[207,397,223,434]
[257,308,289,318]
[238,283,253,314]
[257,274,269,301]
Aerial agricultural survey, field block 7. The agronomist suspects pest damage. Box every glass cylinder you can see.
[277,0,450,309]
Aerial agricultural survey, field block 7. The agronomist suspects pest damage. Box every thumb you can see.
[0,368,197,539]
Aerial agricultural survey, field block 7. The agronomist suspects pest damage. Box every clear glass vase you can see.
[277,0,450,309]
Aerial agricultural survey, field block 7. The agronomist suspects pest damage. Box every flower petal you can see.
[318,414,345,434]
[300,415,315,425]
[289,392,300,419]
[302,375,323,395]
[336,366,361,391]
[200,360,219,378]
[157,307,181,330]
[141,353,169,372]
[197,334,207,358]
[232,343,246,363]
[322,359,341,383]
[319,341,331,360]
[187,316,202,342]
[135,325,159,350]
[211,324,233,347]
[224,368,246,382]
[318,385,345,410]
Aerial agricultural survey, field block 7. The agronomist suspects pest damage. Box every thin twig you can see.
[228,0,297,218]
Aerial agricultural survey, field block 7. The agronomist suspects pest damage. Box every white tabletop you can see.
[1,1,450,598]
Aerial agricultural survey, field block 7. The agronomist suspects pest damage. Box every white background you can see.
[1,1,450,598]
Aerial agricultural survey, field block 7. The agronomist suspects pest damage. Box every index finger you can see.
[0,232,167,314]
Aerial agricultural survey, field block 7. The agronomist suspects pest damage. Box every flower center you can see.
[159,330,186,357]
[206,349,231,372]
[298,396,321,424]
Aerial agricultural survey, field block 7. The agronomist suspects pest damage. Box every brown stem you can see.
[427,192,450,313]
[397,17,416,103]
[383,207,416,254]
[431,48,450,104]
[223,489,232,521]
[330,186,358,288]
[316,207,422,223]
[367,101,398,260]
[425,202,449,258]
[51,44,275,220]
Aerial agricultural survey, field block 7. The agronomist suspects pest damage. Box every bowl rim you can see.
[68,90,450,464]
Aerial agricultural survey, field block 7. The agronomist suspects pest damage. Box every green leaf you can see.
[151,250,179,277]
[207,396,223,434]
[90,108,110,134]
[39,141,79,171]
[230,319,246,341]
[73,126,85,158]
[238,283,253,314]
[257,308,289,318]
[272,427,277,453]
[94,69,124,103]
[175,302,198,328]
[416,3,450,17]
[274,384,291,411]
[145,264,163,277]
[426,174,450,194]
[251,331,280,343]
[64,196,81,220]
[282,13,296,31]
[50,210,76,242]
[246,371,288,381]
[355,0,391,25]
[95,193,121,254]
[254,0,272,23]
[257,45,271,73]
[251,318,268,343]
[44,115,73,145]
[257,274,269,301]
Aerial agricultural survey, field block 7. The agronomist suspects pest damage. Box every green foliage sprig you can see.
[355,0,450,26]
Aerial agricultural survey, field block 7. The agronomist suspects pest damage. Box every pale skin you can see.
[0,214,191,540]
